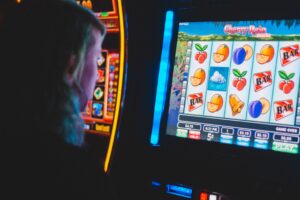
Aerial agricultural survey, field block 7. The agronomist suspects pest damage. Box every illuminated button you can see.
[209,194,217,200]
[237,137,250,146]
[200,192,208,200]
[84,124,90,130]
[101,12,109,17]
[254,139,268,149]
[220,134,233,144]
[272,141,298,154]
[176,129,188,138]
[151,181,161,188]
[166,184,192,199]
[188,130,201,140]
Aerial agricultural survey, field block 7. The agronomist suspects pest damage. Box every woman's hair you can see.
[0,0,106,146]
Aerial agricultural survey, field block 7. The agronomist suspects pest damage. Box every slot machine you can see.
[113,0,300,199]
[148,1,300,199]
[78,0,126,173]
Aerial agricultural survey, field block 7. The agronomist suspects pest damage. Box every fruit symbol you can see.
[229,94,245,116]
[213,44,229,63]
[232,69,247,91]
[248,98,270,118]
[233,45,253,65]
[207,94,223,113]
[194,44,208,64]
[256,44,275,64]
[278,70,295,94]
[190,68,206,86]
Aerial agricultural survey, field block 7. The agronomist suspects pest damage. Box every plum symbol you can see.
[233,45,253,65]
[248,98,270,118]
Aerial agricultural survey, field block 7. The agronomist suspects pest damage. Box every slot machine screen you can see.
[82,50,119,135]
[166,19,300,154]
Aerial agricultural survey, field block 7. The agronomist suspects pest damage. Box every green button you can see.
[176,129,188,138]
[272,142,298,154]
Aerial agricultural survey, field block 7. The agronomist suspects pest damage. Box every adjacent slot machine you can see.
[79,0,126,173]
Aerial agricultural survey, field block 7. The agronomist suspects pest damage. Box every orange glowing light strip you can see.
[104,0,125,173]
[107,0,117,15]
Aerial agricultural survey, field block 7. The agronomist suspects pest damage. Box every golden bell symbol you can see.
[229,94,244,116]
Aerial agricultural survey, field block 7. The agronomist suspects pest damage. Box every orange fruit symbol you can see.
[207,94,223,113]
[213,44,229,63]
[190,68,206,86]
[256,44,274,64]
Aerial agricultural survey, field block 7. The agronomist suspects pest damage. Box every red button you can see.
[200,192,208,200]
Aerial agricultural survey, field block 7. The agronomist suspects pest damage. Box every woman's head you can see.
[1,0,106,146]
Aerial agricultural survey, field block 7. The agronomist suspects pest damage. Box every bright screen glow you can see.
[166,20,300,154]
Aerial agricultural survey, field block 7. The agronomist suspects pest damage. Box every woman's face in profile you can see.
[79,28,102,111]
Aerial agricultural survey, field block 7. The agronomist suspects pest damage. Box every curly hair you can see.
[0,0,106,146]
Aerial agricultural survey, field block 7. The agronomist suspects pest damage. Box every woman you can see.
[1,1,117,199]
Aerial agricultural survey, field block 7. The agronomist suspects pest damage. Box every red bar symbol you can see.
[253,71,272,92]
[274,99,294,121]
[280,44,300,66]
[188,93,203,111]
